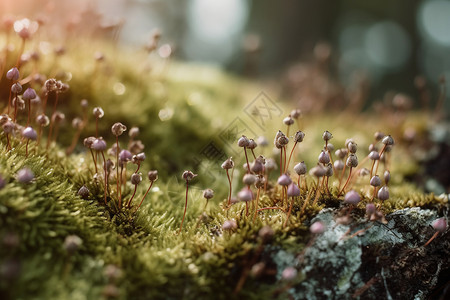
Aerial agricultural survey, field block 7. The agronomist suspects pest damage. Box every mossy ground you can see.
[0,36,448,299]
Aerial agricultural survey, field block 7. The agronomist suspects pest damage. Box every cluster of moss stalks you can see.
[0,17,448,300]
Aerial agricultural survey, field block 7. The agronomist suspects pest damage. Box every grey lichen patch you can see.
[283,209,363,299]
[274,207,447,300]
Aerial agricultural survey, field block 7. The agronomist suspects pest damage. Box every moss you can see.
[1,35,448,299]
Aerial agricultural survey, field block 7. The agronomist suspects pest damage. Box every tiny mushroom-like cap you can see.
[366,203,376,215]
[237,135,250,147]
[322,130,333,141]
[291,108,301,119]
[334,160,344,171]
[359,168,369,177]
[203,188,214,200]
[111,122,127,136]
[432,218,447,233]
[256,136,268,147]
[22,127,37,140]
[77,185,90,199]
[374,131,385,141]
[274,130,284,145]
[368,143,378,152]
[255,175,265,189]
[92,138,107,151]
[346,154,358,168]
[6,67,19,81]
[93,107,104,118]
[347,141,357,154]
[318,150,330,164]
[221,157,234,170]
[276,135,289,148]
[45,78,57,91]
[370,175,382,187]
[335,148,348,159]
[134,152,146,162]
[283,116,294,126]
[243,174,257,186]
[251,158,264,174]
[265,158,277,171]
[247,139,257,150]
[63,235,83,254]
[344,190,361,205]
[11,82,22,94]
[131,173,142,185]
[259,225,274,243]
[281,267,298,281]
[53,111,65,123]
[345,138,355,147]
[277,174,292,186]
[384,170,391,185]
[0,114,10,126]
[83,136,96,149]
[104,264,123,281]
[294,161,307,175]
[382,135,394,146]
[80,99,88,108]
[22,88,36,100]
[182,170,197,182]
[222,220,237,231]
[368,150,380,160]
[119,149,133,162]
[310,165,327,177]
[147,170,158,181]
[129,140,145,154]
[72,117,83,130]
[2,121,15,134]
[287,183,300,197]
[129,127,139,138]
[36,114,50,127]
[377,186,389,200]
[310,221,325,234]
[325,143,334,152]
[293,130,305,143]
[237,188,253,202]
[17,167,34,183]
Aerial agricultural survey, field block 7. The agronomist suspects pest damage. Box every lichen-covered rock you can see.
[270,207,449,300]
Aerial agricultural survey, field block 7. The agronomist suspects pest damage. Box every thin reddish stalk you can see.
[226,169,232,206]
[253,188,261,221]
[178,181,189,234]
[339,168,353,197]
[126,184,138,208]
[134,181,153,214]
[256,207,285,213]
[116,136,121,207]
[279,147,283,176]
[90,149,98,174]
[284,196,296,228]
[101,151,108,205]
[243,146,250,173]
[424,231,439,247]
[286,142,297,173]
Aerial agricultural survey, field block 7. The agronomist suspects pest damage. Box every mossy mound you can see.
[0,36,449,300]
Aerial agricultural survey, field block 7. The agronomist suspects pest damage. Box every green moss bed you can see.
[0,33,449,300]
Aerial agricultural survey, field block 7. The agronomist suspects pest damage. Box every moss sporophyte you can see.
[0,14,448,299]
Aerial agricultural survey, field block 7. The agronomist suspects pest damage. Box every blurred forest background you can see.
[1,0,449,110]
